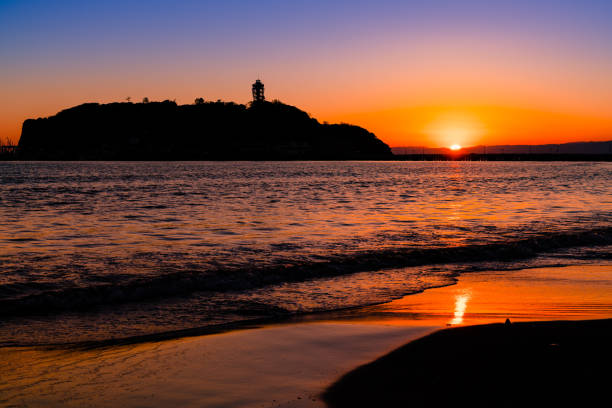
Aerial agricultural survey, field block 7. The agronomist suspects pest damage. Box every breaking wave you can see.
[2,226,610,318]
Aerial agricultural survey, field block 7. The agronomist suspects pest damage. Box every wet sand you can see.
[338,263,612,326]
[2,264,611,407]
[1,323,435,408]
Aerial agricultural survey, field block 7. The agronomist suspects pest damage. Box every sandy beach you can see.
[2,264,611,407]
[1,323,436,408]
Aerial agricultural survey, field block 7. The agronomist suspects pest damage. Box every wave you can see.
[1,227,610,318]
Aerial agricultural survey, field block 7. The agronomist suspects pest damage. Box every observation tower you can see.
[252,79,265,102]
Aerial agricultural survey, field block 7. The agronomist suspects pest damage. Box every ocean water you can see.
[0,161,611,345]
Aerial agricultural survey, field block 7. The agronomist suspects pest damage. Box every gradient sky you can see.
[1,0,611,147]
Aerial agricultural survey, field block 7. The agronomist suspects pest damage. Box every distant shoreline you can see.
[392,153,612,161]
[1,154,611,161]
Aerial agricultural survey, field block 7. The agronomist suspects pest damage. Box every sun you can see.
[423,112,485,149]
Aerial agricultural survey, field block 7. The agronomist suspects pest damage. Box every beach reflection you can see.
[354,265,612,329]
[450,292,471,325]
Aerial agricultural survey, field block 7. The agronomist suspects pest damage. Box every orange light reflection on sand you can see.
[450,292,471,325]
[344,265,612,328]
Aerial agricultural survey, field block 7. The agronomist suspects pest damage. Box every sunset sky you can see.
[1,0,611,147]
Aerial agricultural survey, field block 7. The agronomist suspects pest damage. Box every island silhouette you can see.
[17,80,392,161]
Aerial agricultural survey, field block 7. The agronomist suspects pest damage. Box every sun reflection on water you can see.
[450,292,471,325]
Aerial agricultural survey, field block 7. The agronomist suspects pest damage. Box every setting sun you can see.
[420,112,486,148]
[450,144,462,151]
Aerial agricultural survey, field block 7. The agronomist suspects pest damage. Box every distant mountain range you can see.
[392,141,612,155]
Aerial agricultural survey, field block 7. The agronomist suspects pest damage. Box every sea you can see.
[0,161,611,346]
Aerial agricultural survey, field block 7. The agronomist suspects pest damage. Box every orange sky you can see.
[2,65,611,148]
[321,105,612,148]
[2,1,612,148]
[3,74,611,148]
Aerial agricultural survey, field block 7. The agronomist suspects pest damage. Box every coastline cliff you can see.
[17,100,392,160]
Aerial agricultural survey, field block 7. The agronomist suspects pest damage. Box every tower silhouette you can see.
[252,79,265,102]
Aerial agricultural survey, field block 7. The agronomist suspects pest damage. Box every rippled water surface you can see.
[1,161,611,344]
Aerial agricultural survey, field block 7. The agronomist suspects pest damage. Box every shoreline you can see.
[2,264,611,407]
[1,322,439,408]
[4,260,600,350]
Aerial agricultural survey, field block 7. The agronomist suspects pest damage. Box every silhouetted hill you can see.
[18,100,392,160]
